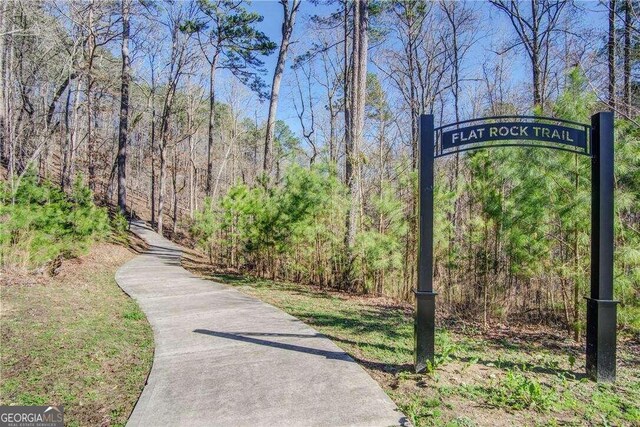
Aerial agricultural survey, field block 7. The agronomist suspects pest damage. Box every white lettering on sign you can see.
[448,124,575,145]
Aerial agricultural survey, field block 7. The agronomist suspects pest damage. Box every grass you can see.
[200,272,640,427]
[0,242,153,427]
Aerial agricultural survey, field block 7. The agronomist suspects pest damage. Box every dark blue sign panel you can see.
[441,121,587,151]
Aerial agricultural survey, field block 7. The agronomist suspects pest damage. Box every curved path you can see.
[116,221,407,427]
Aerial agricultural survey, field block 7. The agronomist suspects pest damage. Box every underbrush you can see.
[466,369,556,412]
[0,173,120,270]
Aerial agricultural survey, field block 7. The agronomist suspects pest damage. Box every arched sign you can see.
[415,113,617,382]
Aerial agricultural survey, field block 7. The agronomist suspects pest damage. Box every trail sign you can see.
[441,120,588,152]
[416,113,617,382]
[434,116,592,158]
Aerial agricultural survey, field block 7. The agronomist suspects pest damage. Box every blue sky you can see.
[213,1,609,132]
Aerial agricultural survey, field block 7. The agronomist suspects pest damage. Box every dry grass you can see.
[0,240,153,427]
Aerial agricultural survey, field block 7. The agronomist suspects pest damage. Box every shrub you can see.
[0,173,110,270]
[486,370,556,412]
[111,211,129,235]
[191,162,348,280]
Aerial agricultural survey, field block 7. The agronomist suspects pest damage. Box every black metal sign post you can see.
[415,112,617,382]
[415,114,436,373]
[587,112,617,382]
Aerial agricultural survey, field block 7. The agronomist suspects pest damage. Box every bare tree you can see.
[375,1,451,297]
[623,0,632,114]
[86,0,96,191]
[293,60,317,165]
[299,5,349,164]
[490,0,569,110]
[0,0,8,167]
[194,0,275,196]
[117,0,131,214]
[263,0,301,177]
[609,0,617,112]
[317,36,344,164]
[156,3,196,236]
[80,1,119,191]
[145,43,160,226]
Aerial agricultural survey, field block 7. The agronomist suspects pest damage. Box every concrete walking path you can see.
[116,221,407,427]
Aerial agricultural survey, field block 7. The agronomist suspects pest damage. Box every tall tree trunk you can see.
[344,0,368,288]
[117,0,131,214]
[623,0,631,114]
[86,0,96,191]
[343,0,350,183]
[158,143,166,236]
[531,0,542,109]
[343,0,354,271]
[157,74,178,236]
[62,82,72,189]
[376,113,386,295]
[328,100,336,163]
[206,52,219,196]
[189,133,195,218]
[608,0,617,112]
[4,1,14,182]
[172,145,178,234]
[106,157,118,202]
[150,89,157,225]
[188,100,195,218]
[68,79,83,190]
[0,0,7,165]
[157,95,170,237]
[263,0,300,176]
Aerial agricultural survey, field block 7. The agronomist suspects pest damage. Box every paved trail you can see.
[116,221,407,427]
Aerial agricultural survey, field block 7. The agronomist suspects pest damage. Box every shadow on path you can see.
[193,329,353,361]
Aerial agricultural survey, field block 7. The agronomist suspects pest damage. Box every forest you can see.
[1,0,639,340]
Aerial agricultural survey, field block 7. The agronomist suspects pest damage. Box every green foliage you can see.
[452,68,640,330]
[273,120,301,164]
[485,369,556,412]
[356,181,407,293]
[111,212,129,235]
[568,354,576,369]
[194,0,277,98]
[193,163,348,280]
[424,331,461,373]
[193,163,407,292]
[123,307,145,321]
[612,118,640,332]
[366,72,392,121]
[549,69,640,334]
[191,197,219,249]
[552,68,597,123]
[0,173,110,269]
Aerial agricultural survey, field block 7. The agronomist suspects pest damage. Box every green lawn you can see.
[0,243,153,426]
[204,272,640,427]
